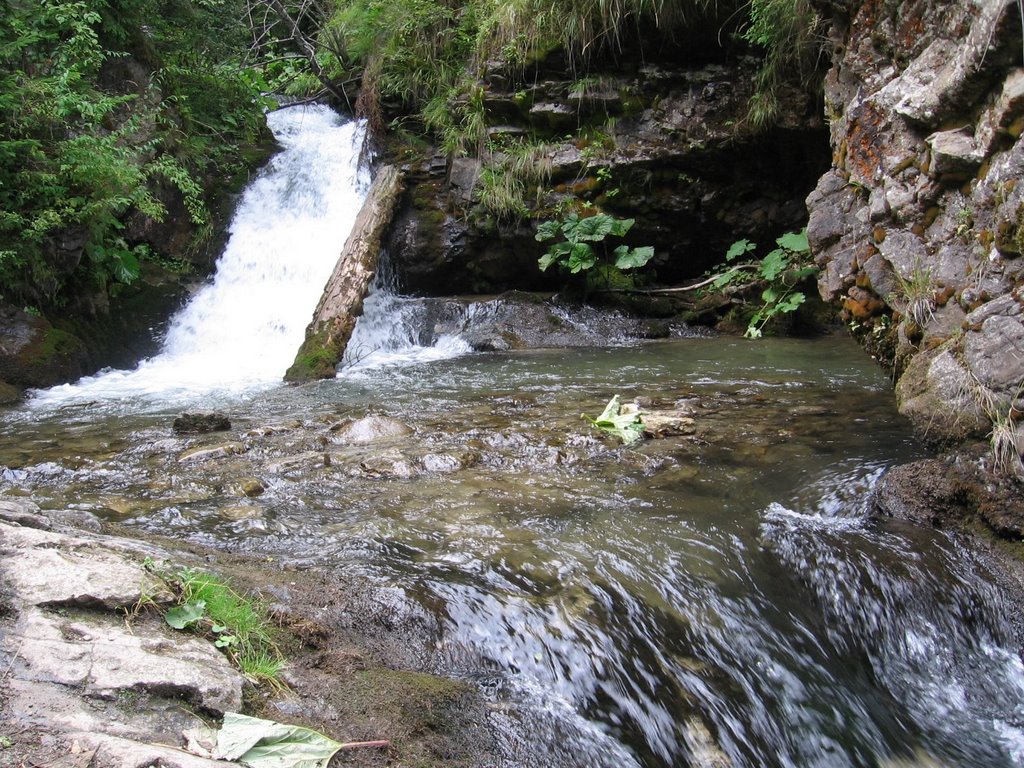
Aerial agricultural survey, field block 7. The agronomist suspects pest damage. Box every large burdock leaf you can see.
[584,395,644,445]
[216,712,344,768]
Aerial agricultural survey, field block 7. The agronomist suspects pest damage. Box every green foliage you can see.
[0,0,269,307]
[475,138,553,221]
[162,567,285,686]
[536,212,654,274]
[216,712,388,768]
[712,228,816,338]
[740,0,823,129]
[583,395,644,444]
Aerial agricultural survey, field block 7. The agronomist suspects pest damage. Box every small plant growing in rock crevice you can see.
[889,260,935,329]
[152,565,285,688]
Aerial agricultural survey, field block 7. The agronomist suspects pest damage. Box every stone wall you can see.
[807,0,1024,457]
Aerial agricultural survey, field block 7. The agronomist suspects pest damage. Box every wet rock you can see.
[179,442,246,463]
[642,409,697,438]
[421,452,472,473]
[358,450,419,479]
[0,303,89,388]
[684,717,734,768]
[237,477,266,497]
[873,459,974,528]
[173,411,231,434]
[895,349,989,446]
[331,414,414,444]
[0,379,21,404]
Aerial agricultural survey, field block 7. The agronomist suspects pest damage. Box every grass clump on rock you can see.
[155,564,285,688]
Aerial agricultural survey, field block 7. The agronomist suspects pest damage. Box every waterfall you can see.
[30,105,367,408]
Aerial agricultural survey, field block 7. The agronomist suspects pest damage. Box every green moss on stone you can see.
[284,326,341,383]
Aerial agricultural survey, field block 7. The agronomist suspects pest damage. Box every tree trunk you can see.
[284,165,403,382]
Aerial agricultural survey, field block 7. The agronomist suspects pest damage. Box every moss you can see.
[284,326,342,383]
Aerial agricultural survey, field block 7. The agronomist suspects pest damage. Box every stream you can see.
[2,106,1023,768]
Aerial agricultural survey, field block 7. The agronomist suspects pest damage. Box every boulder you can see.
[873,458,972,528]
[173,411,232,434]
[330,414,414,444]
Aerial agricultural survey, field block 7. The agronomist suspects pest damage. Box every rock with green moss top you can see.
[0,304,89,388]
[0,380,21,405]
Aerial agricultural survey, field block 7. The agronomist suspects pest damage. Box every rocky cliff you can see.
[381,46,830,296]
[807,0,1024,523]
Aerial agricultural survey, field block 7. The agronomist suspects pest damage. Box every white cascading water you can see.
[30,105,368,408]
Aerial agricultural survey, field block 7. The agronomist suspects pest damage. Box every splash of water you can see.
[30,105,367,409]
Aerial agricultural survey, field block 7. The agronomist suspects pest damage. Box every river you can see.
[2,106,1023,768]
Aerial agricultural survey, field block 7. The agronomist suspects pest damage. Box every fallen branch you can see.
[594,264,761,295]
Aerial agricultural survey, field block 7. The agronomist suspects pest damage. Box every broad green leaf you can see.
[614,245,654,270]
[560,213,581,238]
[538,251,560,271]
[216,712,343,768]
[712,267,740,289]
[761,286,779,303]
[607,216,635,237]
[776,292,807,313]
[791,266,819,280]
[573,213,615,242]
[726,238,756,262]
[566,242,596,273]
[776,228,809,254]
[165,600,206,630]
[760,249,789,281]
[584,395,644,445]
[535,220,560,241]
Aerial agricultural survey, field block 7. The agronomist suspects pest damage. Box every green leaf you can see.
[760,249,789,281]
[584,395,644,445]
[216,713,344,768]
[607,216,635,237]
[538,251,560,271]
[712,267,740,289]
[726,238,756,261]
[775,291,807,313]
[573,213,615,242]
[776,228,809,254]
[165,600,206,630]
[566,242,596,273]
[535,220,560,242]
[614,245,654,270]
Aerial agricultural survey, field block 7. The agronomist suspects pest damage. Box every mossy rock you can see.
[0,380,21,405]
[285,326,342,383]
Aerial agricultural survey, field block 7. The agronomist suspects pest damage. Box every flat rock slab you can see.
[0,502,244,766]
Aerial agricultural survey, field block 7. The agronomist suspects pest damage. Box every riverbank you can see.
[0,497,498,768]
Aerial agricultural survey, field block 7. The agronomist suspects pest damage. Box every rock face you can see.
[383,51,830,296]
[806,0,1024,457]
